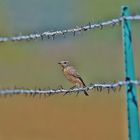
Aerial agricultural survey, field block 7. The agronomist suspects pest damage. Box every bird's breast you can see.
[63,67,82,86]
[63,68,72,80]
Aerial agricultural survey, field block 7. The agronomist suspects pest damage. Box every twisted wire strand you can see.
[0,15,140,42]
[0,80,140,96]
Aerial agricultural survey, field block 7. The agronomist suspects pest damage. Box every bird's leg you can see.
[70,85,76,89]
[70,86,80,96]
[63,86,76,96]
[70,85,80,96]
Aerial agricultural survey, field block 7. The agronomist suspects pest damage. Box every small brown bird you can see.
[58,60,88,96]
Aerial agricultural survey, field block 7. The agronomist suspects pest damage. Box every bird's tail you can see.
[79,77,89,96]
[84,90,89,96]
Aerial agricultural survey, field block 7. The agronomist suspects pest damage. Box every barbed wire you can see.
[0,15,140,43]
[0,80,140,96]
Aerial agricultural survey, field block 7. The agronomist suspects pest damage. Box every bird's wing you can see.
[67,66,81,77]
[67,66,86,86]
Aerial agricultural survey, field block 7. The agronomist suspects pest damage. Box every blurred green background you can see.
[0,0,140,140]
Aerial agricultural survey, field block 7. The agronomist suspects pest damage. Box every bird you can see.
[58,60,89,96]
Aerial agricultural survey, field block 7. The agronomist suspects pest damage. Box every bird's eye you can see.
[64,62,67,64]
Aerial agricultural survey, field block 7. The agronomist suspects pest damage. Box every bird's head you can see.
[58,60,70,68]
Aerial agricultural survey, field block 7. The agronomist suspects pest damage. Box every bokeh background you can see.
[0,0,140,140]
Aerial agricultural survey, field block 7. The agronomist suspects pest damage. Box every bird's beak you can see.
[58,62,61,64]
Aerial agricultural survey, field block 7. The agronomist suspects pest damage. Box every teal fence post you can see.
[121,6,140,140]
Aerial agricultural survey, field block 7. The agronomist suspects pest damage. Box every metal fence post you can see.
[121,6,140,140]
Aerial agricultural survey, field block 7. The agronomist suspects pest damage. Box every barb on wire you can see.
[0,80,140,96]
[0,15,140,43]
